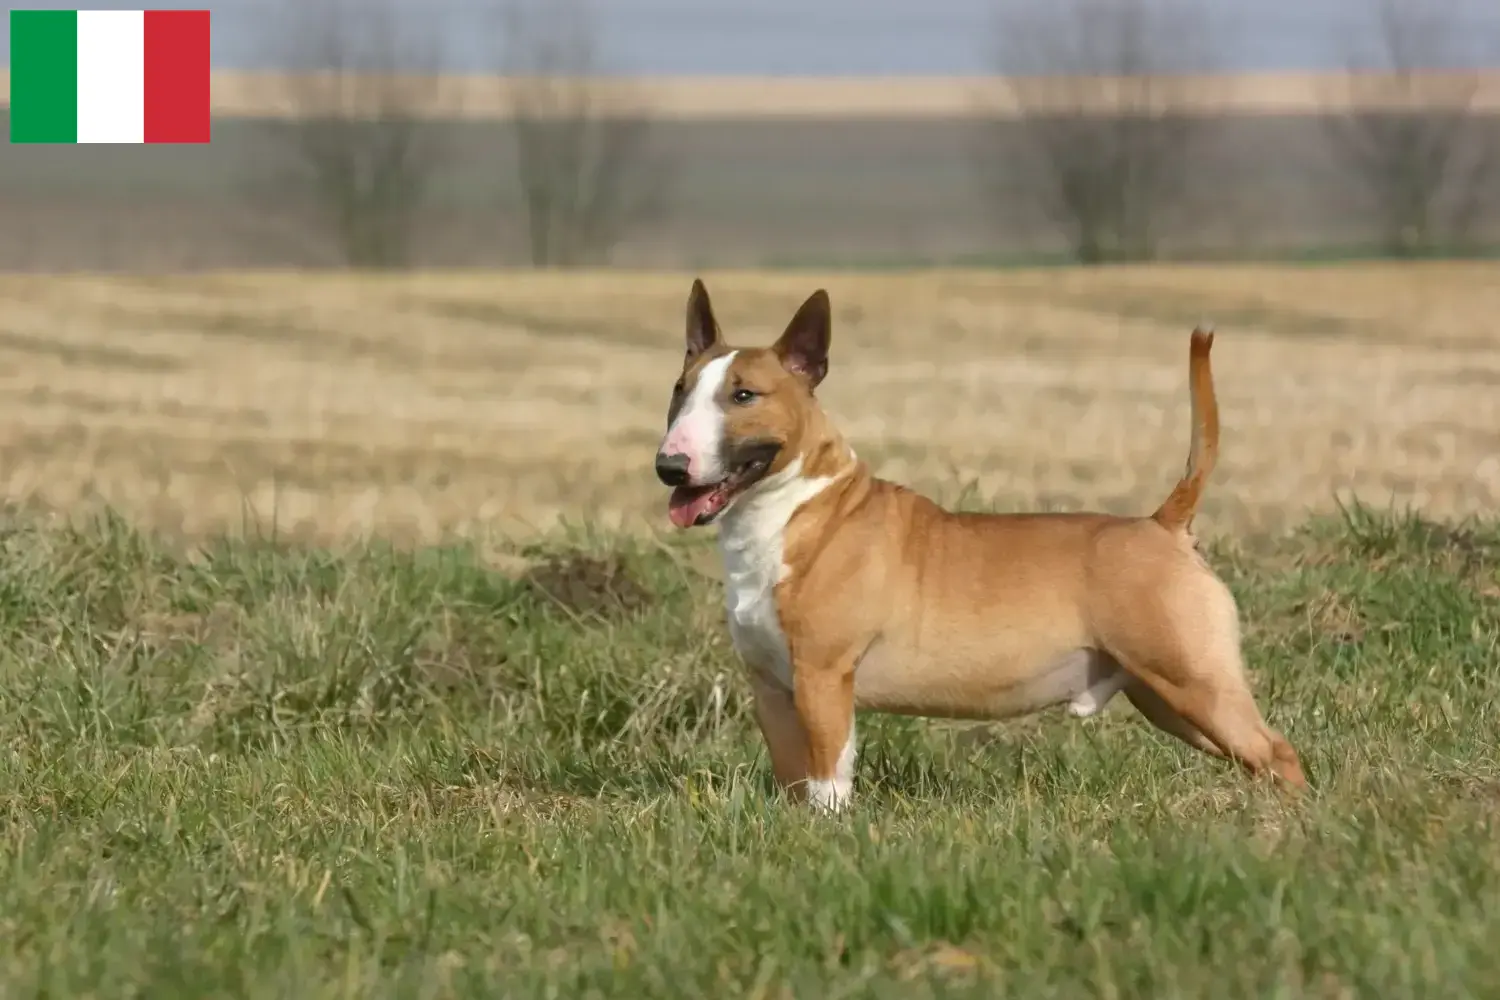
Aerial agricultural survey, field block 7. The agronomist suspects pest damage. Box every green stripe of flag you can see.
[10,10,80,143]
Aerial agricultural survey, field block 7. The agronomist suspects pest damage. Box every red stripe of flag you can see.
[143,10,211,144]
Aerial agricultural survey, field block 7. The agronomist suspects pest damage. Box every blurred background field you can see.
[0,264,1490,545]
[3,2,1500,274]
[2,264,1498,546]
[2,1,1498,550]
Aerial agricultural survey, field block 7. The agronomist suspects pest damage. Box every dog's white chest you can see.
[721,542,793,690]
[715,461,835,692]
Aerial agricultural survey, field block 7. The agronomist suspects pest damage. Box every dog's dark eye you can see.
[730,388,757,405]
[673,380,685,396]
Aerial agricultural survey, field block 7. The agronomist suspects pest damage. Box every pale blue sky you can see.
[4,0,1498,74]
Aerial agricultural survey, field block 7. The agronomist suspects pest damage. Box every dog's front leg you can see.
[791,657,857,814]
[749,671,812,800]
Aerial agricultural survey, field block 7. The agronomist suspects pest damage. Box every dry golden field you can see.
[2,263,1498,547]
[7,69,1500,117]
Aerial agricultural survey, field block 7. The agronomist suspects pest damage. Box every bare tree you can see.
[252,0,451,268]
[1325,0,1498,257]
[975,0,1219,263]
[499,0,669,267]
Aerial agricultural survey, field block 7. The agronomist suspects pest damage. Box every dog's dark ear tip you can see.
[685,278,721,359]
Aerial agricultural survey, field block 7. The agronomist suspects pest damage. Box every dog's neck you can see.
[718,403,861,561]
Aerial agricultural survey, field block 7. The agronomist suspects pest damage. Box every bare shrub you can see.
[1325,0,1499,256]
[975,0,1220,263]
[252,0,452,268]
[499,0,670,267]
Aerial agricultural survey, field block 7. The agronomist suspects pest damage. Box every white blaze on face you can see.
[659,351,737,484]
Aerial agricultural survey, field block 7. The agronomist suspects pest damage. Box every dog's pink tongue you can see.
[668,486,717,528]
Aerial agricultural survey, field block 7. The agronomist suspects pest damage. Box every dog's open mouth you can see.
[666,442,780,528]
[668,481,734,528]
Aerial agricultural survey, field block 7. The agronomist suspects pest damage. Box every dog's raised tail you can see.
[1152,328,1218,534]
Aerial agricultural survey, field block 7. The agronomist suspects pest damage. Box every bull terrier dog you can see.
[653,279,1307,812]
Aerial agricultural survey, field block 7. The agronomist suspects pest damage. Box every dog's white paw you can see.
[805,777,853,814]
[1068,669,1132,718]
[1067,693,1104,718]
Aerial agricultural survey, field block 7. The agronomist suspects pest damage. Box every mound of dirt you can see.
[520,552,652,620]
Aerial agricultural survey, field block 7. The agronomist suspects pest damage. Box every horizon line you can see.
[3,69,1499,119]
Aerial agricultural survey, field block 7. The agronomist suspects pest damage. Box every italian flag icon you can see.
[9,8,211,143]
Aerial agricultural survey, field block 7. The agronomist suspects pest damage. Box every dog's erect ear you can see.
[685,278,722,363]
[773,289,831,390]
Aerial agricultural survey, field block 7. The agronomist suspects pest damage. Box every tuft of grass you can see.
[0,505,1497,997]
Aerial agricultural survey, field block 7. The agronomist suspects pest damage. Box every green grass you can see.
[1,505,1498,997]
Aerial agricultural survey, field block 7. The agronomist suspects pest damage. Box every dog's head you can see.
[654,279,833,528]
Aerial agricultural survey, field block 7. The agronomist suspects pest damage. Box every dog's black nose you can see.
[655,452,691,486]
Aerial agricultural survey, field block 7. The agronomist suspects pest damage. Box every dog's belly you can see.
[853,644,1128,721]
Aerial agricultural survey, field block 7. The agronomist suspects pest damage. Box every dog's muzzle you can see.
[655,452,692,487]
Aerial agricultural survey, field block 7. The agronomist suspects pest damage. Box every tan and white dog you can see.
[654,279,1307,812]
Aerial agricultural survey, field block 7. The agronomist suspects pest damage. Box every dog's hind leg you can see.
[1154,671,1306,789]
[1125,649,1305,788]
[1098,573,1307,789]
[1123,679,1226,758]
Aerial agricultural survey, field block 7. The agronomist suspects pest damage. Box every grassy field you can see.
[1,263,1498,994]
[0,504,1497,996]
[2,264,1499,547]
